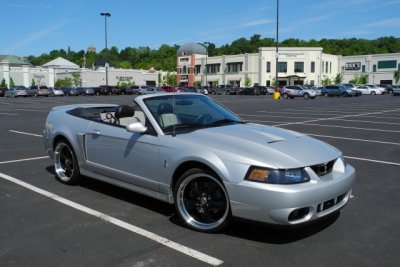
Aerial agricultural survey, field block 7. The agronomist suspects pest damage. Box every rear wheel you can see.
[174,168,231,232]
[54,140,80,185]
[371,91,376,95]
[303,93,310,99]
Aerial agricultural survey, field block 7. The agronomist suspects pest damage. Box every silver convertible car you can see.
[43,93,355,232]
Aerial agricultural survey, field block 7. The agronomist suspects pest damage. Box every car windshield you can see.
[143,94,244,134]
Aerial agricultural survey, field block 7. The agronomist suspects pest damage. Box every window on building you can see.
[182,66,187,74]
[322,61,325,73]
[311,61,315,73]
[373,64,377,72]
[362,65,366,73]
[378,60,397,69]
[330,62,332,73]
[207,64,220,74]
[266,62,271,73]
[277,62,287,72]
[341,66,344,73]
[294,62,304,72]
[226,62,243,73]
[195,65,201,74]
[325,62,329,74]
[310,80,315,86]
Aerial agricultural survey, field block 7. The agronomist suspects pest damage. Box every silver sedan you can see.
[43,93,355,232]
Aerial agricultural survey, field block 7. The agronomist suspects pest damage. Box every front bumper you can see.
[225,164,355,225]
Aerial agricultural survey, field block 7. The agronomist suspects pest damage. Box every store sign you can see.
[116,76,133,81]
[345,62,361,70]
[278,52,305,58]
[181,75,188,80]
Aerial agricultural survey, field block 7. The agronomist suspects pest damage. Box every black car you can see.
[63,87,80,96]
[238,87,261,95]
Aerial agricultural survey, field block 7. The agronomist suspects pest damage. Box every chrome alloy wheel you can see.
[176,172,229,232]
[54,142,78,183]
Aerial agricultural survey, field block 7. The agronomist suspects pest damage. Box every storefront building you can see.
[176,43,400,87]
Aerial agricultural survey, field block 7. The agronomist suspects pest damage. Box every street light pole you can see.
[275,0,279,90]
[203,42,210,88]
[100,12,111,91]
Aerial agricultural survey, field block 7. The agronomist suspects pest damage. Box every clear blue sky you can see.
[1,0,399,57]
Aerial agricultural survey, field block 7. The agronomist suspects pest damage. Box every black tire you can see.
[371,91,376,95]
[54,140,81,185]
[174,168,231,232]
[324,93,329,97]
[303,93,310,99]
[282,93,289,99]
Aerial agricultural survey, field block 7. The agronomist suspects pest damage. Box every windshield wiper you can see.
[210,119,245,126]
[163,123,204,133]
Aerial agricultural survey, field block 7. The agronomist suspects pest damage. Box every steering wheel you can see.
[194,114,213,124]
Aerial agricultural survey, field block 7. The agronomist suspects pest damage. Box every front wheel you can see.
[174,168,231,232]
[54,140,80,185]
[303,93,310,99]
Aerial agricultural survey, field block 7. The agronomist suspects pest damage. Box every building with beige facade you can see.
[176,43,400,87]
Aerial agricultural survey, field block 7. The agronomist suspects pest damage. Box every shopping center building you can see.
[176,43,400,87]
[0,56,164,88]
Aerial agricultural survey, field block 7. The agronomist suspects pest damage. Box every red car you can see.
[161,86,183,92]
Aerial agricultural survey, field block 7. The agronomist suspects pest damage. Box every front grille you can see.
[310,160,335,177]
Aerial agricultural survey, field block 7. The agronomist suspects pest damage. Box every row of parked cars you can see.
[1,84,399,98]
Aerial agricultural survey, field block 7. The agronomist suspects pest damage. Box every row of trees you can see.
[26,35,400,72]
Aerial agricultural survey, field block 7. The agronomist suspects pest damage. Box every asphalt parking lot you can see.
[0,94,399,266]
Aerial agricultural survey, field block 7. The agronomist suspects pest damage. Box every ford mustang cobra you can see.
[43,93,355,232]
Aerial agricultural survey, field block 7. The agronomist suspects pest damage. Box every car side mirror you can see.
[126,121,147,134]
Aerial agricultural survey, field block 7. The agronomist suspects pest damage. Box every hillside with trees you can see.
[26,35,400,72]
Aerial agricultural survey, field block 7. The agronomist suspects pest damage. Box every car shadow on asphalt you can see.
[45,166,174,217]
[224,212,339,244]
[45,165,339,243]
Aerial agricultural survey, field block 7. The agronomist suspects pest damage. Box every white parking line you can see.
[306,133,400,146]
[0,172,224,266]
[0,156,49,164]
[303,123,400,133]
[9,130,42,137]
[0,112,17,115]
[344,156,400,167]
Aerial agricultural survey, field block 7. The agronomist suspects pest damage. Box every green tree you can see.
[71,72,81,86]
[31,79,36,86]
[394,70,400,84]
[334,73,343,84]
[194,80,202,86]
[322,75,333,86]
[9,77,15,88]
[165,72,177,85]
[1,78,7,88]
[55,78,73,87]
[244,76,252,87]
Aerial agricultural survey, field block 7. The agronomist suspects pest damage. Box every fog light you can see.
[288,207,310,221]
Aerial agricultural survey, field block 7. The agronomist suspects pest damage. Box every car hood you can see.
[166,123,340,168]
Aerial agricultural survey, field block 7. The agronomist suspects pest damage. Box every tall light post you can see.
[100,12,111,90]
[275,0,279,90]
[202,42,210,87]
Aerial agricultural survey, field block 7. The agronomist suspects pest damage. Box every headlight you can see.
[245,166,310,184]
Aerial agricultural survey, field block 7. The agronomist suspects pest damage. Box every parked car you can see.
[126,85,148,94]
[393,85,400,96]
[161,86,184,93]
[139,87,164,95]
[94,86,112,95]
[49,88,65,97]
[341,84,362,96]
[355,85,382,95]
[377,84,394,94]
[366,85,385,94]
[321,85,353,97]
[43,93,355,233]
[281,85,317,99]
[5,86,29,97]
[0,87,6,97]
[80,87,95,96]
[238,87,261,95]
[28,85,50,97]
[63,87,80,96]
